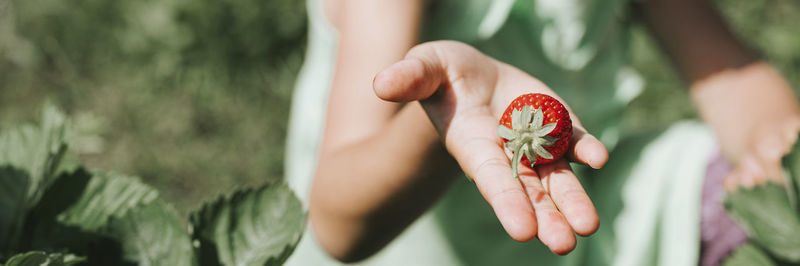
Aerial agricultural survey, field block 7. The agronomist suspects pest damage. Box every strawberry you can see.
[497,93,572,178]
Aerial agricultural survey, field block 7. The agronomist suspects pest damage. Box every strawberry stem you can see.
[498,105,558,179]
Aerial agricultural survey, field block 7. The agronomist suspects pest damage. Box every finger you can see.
[763,158,784,184]
[742,155,769,186]
[568,125,608,169]
[725,169,760,192]
[517,166,576,255]
[725,156,767,191]
[456,135,538,242]
[375,41,497,103]
[723,169,741,192]
[537,160,599,236]
[373,56,443,102]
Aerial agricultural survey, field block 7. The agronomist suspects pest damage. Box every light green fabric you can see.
[284,0,337,208]
[284,0,712,265]
[612,122,713,266]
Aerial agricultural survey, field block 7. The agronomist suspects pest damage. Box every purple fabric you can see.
[700,151,749,266]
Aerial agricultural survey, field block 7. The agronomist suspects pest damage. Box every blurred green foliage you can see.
[0,0,306,214]
[1,0,799,216]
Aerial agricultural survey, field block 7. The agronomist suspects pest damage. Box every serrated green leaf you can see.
[108,202,195,266]
[0,167,29,255]
[189,181,305,266]
[25,168,193,266]
[0,102,69,208]
[18,168,108,257]
[4,251,85,266]
[24,168,93,231]
[45,170,194,265]
[57,171,159,232]
[724,183,800,262]
[721,243,776,266]
[0,103,69,257]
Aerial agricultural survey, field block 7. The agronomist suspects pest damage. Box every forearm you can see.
[309,103,459,262]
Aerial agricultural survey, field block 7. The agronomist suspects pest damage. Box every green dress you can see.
[285,0,715,265]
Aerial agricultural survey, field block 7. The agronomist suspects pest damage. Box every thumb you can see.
[373,46,444,102]
[568,125,609,169]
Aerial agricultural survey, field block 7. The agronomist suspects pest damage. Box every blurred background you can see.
[0,0,798,216]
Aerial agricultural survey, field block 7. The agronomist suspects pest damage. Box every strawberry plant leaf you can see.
[23,169,193,266]
[0,102,68,209]
[724,183,800,262]
[107,202,195,266]
[21,168,94,251]
[0,103,69,258]
[50,171,194,265]
[0,167,29,257]
[3,251,85,266]
[721,243,776,266]
[189,180,305,266]
[56,171,159,231]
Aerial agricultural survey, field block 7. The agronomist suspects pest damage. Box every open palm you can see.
[373,41,608,254]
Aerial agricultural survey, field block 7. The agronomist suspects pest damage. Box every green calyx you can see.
[497,105,558,179]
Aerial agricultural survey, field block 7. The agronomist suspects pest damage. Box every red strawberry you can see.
[497,93,572,178]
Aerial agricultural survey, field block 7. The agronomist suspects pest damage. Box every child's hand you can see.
[373,41,608,254]
[723,117,800,190]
